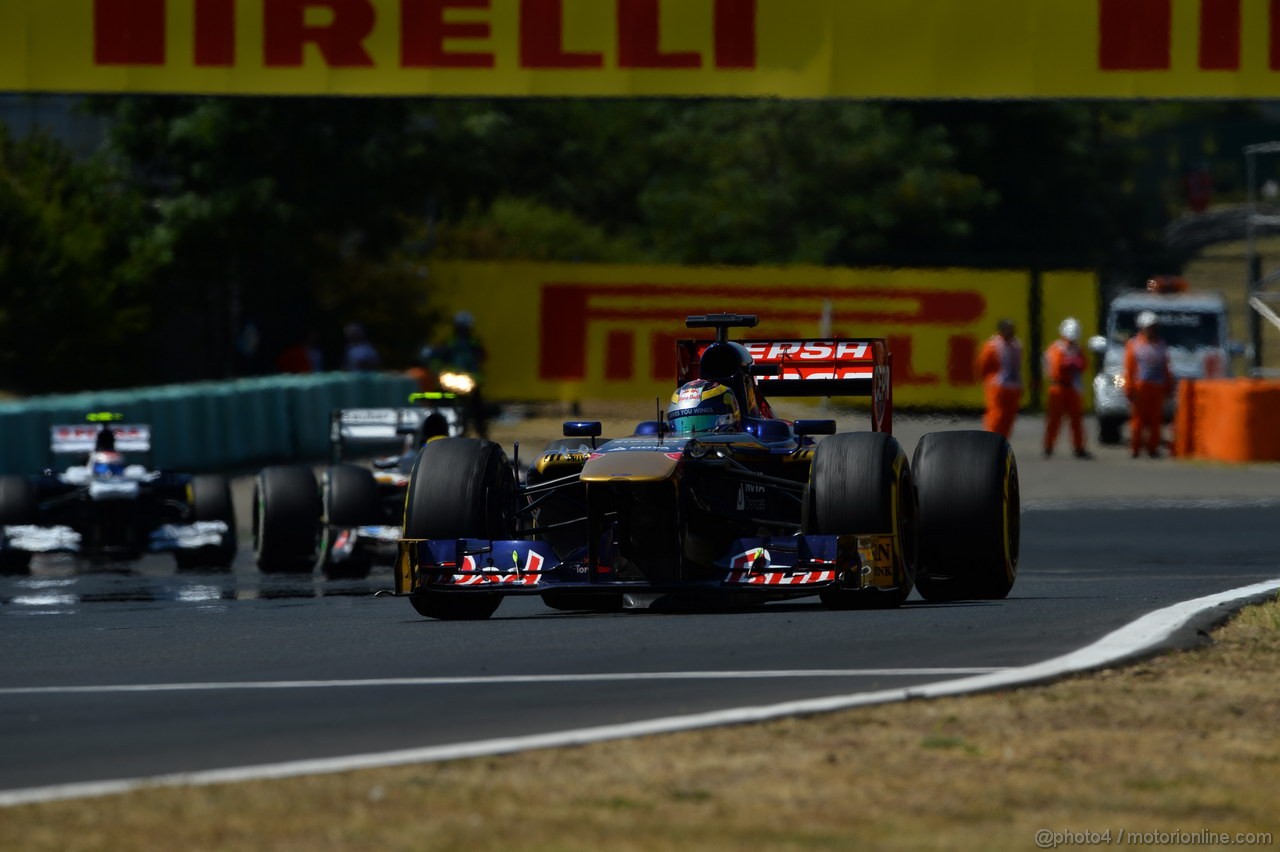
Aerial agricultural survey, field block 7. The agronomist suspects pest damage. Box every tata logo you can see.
[1099,0,1276,71]
[93,0,758,70]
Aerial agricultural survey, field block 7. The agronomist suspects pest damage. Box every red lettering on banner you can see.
[540,283,986,388]
[1273,0,1280,70]
[92,0,758,73]
[1200,0,1240,70]
[264,0,377,67]
[1099,0,1171,71]
[605,330,635,381]
[886,335,939,386]
[1099,0,1274,72]
[619,0,701,69]
[520,0,604,68]
[652,331,720,381]
[196,0,237,67]
[947,335,977,385]
[95,0,166,66]
[715,0,757,68]
[402,0,494,68]
[540,285,591,380]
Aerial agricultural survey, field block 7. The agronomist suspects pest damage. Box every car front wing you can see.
[394,533,898,598]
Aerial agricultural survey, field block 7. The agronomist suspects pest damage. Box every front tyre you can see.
[803,432,916,610]
[913,431,1020,601]
[253,465,320,574]
[0,476,35,575]
[403,438,516,620]
[316,465,380,580]
[174,474,238,571]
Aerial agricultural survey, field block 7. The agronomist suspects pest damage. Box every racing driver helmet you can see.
[90,451,126,477]
[667,380,741,435]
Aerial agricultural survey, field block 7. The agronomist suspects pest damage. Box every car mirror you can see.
[750,364,781,377]
[794,420,837,436]
[563,421,603,438]
[1088,335,1109,355]
[1227,340,1248,357]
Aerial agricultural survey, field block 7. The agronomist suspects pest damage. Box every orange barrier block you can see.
[1174,379,1196,458]
[1188,380,1280,463]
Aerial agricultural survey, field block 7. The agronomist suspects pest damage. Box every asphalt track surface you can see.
[2,412,1279,799]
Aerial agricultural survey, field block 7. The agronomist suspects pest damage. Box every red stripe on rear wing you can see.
[676,339,894,433]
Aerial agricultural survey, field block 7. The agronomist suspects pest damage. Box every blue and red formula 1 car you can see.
[394,314,1020,620]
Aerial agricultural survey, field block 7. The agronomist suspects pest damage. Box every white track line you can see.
[0,669,1005,696]
[2,579,1277,808]
[1024,496,1280,511]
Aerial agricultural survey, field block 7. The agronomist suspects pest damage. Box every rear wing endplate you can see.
[50,424,152,454]
[677,338,893,433]
[330,407,463,449]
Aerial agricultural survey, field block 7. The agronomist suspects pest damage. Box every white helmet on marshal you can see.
[1136,310,1158,330]
[1059,317,1081,342]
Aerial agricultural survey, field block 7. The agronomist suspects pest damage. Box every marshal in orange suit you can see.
[977,318,1023,439]
[1042,317,1093,459]
[1124,310,1174,459]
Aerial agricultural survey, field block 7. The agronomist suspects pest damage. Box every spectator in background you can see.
[1042,317,1092,459]
[343,323,381,372]
[1183,161,1212,213]
[977,318,1023,439]
[276,330,324,374]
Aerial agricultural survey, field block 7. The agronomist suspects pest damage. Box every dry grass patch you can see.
[5,598,1280,851]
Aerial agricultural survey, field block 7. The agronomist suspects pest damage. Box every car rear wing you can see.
[50,424,152,454]
[676,338,893,433]
[330,406,463,457]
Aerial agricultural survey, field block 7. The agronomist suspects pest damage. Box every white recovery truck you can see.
[1089,277,1246,445]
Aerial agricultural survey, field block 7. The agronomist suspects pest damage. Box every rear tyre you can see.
[913,431,1019,602]
[1098,416,1123,446]
[174,475,238,571]
[316,465,380,580]
[253,465,319,574]
[0,475,35,575]
[404,438,516,620]
[803,432,916,610]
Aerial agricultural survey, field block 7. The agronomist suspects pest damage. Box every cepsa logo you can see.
[742,341,870,362]
[1099,0,1278,71]
[93,0,758,70]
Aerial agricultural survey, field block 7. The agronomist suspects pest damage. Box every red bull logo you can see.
[448,551,544,586]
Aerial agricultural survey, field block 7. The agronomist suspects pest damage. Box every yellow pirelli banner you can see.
[2,0,1278,98]
[428,262,1097,406]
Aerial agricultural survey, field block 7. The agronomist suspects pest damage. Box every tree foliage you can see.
[96,96,440,376]
[0,125,161,393]
[2,96,1252,392]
